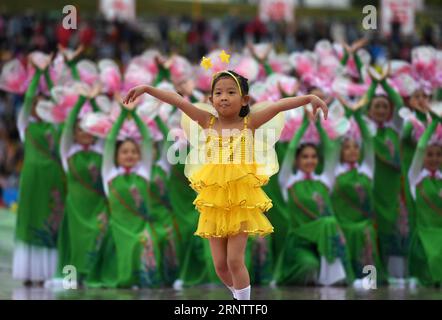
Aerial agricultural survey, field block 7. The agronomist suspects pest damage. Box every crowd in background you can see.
[0,10,442,206]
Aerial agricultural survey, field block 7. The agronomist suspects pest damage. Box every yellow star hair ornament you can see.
[219,50,230,64]
[200,56,213,70]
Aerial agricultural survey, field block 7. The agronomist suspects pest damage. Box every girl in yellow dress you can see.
[124,69,328,300]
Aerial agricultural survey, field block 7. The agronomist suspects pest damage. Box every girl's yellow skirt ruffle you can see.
[189,163,274,238]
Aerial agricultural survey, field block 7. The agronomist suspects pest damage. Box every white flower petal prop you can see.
[429,123,442,146]
[80,112,113,139]
[169,55,193,84]
[430,101,442,118]
[332,77,369,97]
[289,51,316,78]
[123,62,154,95]
[80,107,163,142]
[35,85,80,123]
[29,51,52,70]
[50,53,72,86]
[94,95,114,113]
[391,73,419,97]
[269,53,292,74]
[231,54,259,82]
[314,40,335,58]
[98,59,122,95]
[35,99,56,123]
[77,59,99,86]
[249,81,271,103]
[0,59,30,94]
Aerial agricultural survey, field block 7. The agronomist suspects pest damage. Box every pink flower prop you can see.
[99,59,122,95]
[78,60,99,86]
[0,59,30,94]
[169,55,192,84]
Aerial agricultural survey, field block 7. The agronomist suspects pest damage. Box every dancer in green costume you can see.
[407,115,442,286]
[331,96,385,286]
[12,55,66,286]
[365,70,409,282]
[101,104,163,288]
[58,86,110,285]
[274,113,352,286]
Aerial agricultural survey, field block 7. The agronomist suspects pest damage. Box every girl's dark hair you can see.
[211,70,250,117]
[115,138,140,165]
[295,143,318,160]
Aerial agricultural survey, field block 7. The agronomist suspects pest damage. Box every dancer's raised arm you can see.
[250,94,328,130]
[123,84,213,127]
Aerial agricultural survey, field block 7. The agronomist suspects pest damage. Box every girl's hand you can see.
[29,52,54,71]
[351,37,368,52]
[123,85,148,104]
[58,44,84,63]
[309,95,328,120]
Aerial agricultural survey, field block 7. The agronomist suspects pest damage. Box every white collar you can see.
[335,162,373,180]
[67,141,103,158]
[286,170,320,188]
[106,162,150,184]
[416,168,442,185]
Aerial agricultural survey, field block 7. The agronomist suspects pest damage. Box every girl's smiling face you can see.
[341,138,360,164]
[116,139,141,169]
[209,77,249,118]
[74,121,95,146]
[296,145,318,174]
[424,144,442,172]
[368,96,392,124]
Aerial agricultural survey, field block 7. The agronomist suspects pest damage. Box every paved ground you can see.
[2,209,442,300]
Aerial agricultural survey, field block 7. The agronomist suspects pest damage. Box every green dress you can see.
[13,68,66,281]
[330,109,385,281]
[408,119,442,286]
[58,95,109,280]
[371,79,409,277]
[400,109,428,233]
[273,115,352,285]
[101,107,163,288]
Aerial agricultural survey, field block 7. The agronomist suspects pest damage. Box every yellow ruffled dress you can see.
[181,104,284,238]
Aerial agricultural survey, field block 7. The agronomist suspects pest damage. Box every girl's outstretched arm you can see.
[408,117,439,199]
[123,85,212,127]
[250,94,328,130]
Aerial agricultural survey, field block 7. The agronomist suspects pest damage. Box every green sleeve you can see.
[153,65,171,86]
[60,95,87,171]
[103,108,128,175]
[353,52,364,83]
[263,61,274,76]
[409,119,439,195]
[278,114,310,199]
[361,80,378,114]
[315,118,333,160]
[67,60,81,81]
[354,109,374,171]
[340,50,349,66]
[44,68,54,91]
[380,78,404,108]
[402,121,413,141]
[155,116,169,138]
[316,117,340,183]
[90,98,100,112]
[22,69,43,120]
[132,109,154,178]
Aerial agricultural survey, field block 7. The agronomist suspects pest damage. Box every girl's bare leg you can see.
[226,233,249,289]
[209,237,233,287]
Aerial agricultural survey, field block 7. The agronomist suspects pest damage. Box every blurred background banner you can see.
[99,0,136,22]
[381,0,417,36]
[259,0,295,23]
